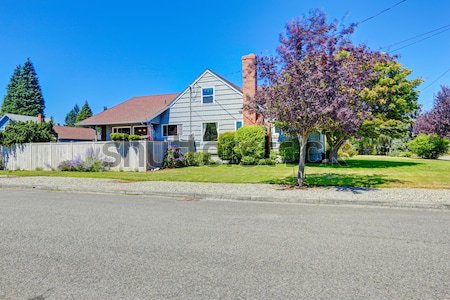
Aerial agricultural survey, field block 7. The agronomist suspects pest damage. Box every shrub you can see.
[398,151,412,158]
[128,134,142,141]
[183,152,213,166]
[234,125,267,162]
[0,155,4,170]
[58,149,113,172]
[338,141,358,158]
[163,146,185,168]
[240,156,257,165]
[279,139,299,163]
[110,133,129,141]
[257,158,276,165]
[407,134,449,159]
[218,132,236,162]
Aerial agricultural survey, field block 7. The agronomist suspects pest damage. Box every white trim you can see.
[235,120,243,131]
[112,126,132,134]
[162,124,182,137]
[201,121,219,142]
[201,86,215,105]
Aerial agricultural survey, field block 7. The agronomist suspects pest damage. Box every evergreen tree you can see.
[1,65,22,114]
[76,101,93,123]
[64,104,80,127]
[0,58,45,116]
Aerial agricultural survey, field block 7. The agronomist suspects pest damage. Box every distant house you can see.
[77,54,326,161]
[0,113,49,131]
[53,125,97,142]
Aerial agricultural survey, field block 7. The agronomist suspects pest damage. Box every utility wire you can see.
[358,0,407,24]
[421,68,450,91]
[389,27,450,52]
[381,24,450,50]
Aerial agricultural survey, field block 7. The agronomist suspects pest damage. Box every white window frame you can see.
[162,124,182,137]
[202,122,219,142]
[132,125,148,136]
[112,126,132,134]
[201,87,215,104]
[235,120,243,131]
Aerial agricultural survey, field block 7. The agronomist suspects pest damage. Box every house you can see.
[53,125,98,142]
[77,54,326,161]
[0,113,49,131]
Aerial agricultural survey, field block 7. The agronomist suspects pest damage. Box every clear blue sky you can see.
[1,0,449,124]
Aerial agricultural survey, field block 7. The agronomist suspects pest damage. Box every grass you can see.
[1,155,449,189]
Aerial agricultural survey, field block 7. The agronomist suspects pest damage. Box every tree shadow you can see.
[308,159,421,169]
[266,173,402,190]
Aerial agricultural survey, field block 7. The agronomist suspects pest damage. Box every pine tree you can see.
[0,58,45,116]
[76,101,93,123]
[64,104,80,127]
[1,65,22,114]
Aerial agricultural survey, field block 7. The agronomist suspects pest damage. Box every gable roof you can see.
[1,113,51,123]
[76,93,179,126]
[208,69,242,93]
[53,125,98,141]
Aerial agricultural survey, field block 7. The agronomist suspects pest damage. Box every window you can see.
[203,122,218,141]
[133,126,148,136]
[163,124,180,136]
[235,121,243,130]
[112,127,131,135]
[202,87,214,104]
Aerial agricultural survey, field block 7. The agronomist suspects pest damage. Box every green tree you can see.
[1,58,45,116]
[76,101,93,123]
[1,120,56,146]
[64,104,80,127]
[1,65,22,114]
[358,61,422,154]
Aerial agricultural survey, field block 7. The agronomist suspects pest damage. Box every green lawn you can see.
[1,155,449,188]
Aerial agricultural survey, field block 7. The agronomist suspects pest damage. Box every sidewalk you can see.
[0,176,449,210]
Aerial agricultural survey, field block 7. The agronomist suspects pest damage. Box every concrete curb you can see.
[1,183,448,210]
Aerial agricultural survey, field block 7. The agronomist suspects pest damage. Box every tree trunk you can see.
[326,133,346,164]
[297,133,308,186]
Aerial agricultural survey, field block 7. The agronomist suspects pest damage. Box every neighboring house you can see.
[77,54,326,161]
[0,113,49,131]
[53,125,98,142]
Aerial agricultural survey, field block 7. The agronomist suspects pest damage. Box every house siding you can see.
[161,71,243,153]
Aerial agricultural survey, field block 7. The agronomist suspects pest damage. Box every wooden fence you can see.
[0,141,173,172]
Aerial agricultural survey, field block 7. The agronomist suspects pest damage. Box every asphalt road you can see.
[0,189,449,299]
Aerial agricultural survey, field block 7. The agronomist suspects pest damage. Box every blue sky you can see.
[1,0,449,123]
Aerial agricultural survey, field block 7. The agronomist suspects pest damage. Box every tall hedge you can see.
[234,125,267,161]
[218,132,236,161]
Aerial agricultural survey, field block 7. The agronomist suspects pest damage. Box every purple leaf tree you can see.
[414,85,450,138]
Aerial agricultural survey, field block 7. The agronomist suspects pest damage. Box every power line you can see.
[358,0,407,25]
[389,27,450,52]
[422,68,450,91]
[381,24,450,50]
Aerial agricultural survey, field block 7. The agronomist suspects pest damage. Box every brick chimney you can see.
[37,113,44,123]
[242,53,263,126]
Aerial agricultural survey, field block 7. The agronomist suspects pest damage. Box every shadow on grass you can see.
[267,173,401,190]
[308,159,421,169]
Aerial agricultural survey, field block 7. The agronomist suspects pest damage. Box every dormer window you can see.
[202,87,214,104]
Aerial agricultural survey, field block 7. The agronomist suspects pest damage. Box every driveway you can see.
[0,189,449,299]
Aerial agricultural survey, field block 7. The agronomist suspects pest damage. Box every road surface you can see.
[0,189,449,299]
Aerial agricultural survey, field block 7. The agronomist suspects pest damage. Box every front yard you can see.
[1,155,449,188]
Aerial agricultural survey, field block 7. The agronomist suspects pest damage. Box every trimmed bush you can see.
[279,139,299,163]
[407,134,449,159]
[240,156,257,165]
[218,132,236,161]
[128,134,142,141]
[184,152,214,166]
[110,133,129,141]
[338,141,358,158]
[257,158,276,165]
[234,125,267,164]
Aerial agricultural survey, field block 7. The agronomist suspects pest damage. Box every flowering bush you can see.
[163,146,185,168]
[58,148,113,172]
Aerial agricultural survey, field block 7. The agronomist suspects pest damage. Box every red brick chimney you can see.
[242,53,263,126]
[37,113,44,123]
